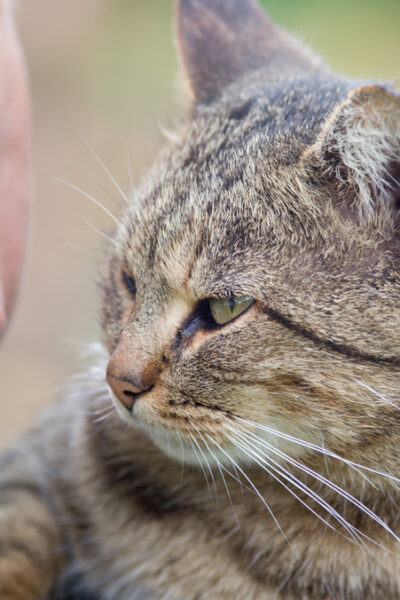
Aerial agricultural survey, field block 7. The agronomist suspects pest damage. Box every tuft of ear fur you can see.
[176,0,322,104]
[316,85,400,218]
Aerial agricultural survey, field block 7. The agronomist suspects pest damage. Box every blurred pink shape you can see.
[0,0,31,335]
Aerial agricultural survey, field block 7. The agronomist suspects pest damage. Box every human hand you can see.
[0,0,30,336]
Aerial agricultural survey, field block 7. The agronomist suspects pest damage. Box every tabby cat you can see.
[1,0,400,598]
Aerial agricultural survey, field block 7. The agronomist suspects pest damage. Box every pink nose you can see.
[106,333,162,410]
[106,372,152,410]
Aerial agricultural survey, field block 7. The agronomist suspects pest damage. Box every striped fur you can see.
[1,1,400,598]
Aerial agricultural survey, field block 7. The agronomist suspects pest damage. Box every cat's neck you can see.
[81,404,400,599]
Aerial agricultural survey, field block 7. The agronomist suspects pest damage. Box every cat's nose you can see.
[106,336,161,411]
[106,370,153,410]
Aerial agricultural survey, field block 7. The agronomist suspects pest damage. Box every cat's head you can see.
[102,0,400,496]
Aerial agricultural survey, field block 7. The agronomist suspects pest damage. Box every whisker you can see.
[76,129,130,204]
[191,429,252,497]
[229,429,395,555]
[320,432,331,481]
[157,121,180,145]
[192,427,238,522]
[226,429,365,548]
[126,142,136,198]
[237,424,394,540]
[188,422,218,501]
[87,404,115,417]
[214,459,236,516]
[355,378,400,411]
[229,423,397,548]
[176,431,185,482]
[205,434,288,543]
[55,178,120,226]
[230,415,400,486]
[70,169,121,205]
[187,433,212,499]
[166,430,171,457]
[232,462,246,507]
[82,217,118,247]
[232,416,374,488]
[93,409,116,424]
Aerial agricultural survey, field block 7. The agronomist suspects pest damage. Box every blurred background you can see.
[0,0,399,448]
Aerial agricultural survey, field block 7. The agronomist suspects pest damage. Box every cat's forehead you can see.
[179,75,352,166]
[121,171,268,297]
[119,79,352,293]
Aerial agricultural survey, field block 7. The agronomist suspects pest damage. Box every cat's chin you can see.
[109,390,246,467]
[109,389,312,472]
[138,421,256,469]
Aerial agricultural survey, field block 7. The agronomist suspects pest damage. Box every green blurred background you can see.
[0,0,399,447]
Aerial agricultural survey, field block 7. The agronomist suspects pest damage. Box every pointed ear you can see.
[313,85,400,217]
[176,0,320,104]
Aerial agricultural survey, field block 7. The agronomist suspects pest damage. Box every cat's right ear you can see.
[176,0,320,105]
[308,85,400,222]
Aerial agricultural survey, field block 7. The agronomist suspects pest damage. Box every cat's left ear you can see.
[311,85,400,218]
[175,0,319,105]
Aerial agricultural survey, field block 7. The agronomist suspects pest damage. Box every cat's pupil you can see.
[122,271,136,297]
[229,297,235,313]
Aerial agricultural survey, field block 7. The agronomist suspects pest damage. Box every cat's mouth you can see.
[108,384,244,465]
[108,384,307,471]
[110,383,224,428]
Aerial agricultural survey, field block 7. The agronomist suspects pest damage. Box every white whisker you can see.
[126,142,136,198]
[87,404,114,417]
[76,129,130,204]
[177,432,185,482]
[187,434,212,499]
[192,430,251,497]
[188,422,218,501]
[70,169,121,205]
[93,408,116,424]
[230,415,400,486]
[226,429,365,548]
[205,434,288,543]
[355,378,400,411]
[55,178,120,226]
[192,427,238,522]
[237,424,394,540]
[82,217,118,247]
[228,422,397,548]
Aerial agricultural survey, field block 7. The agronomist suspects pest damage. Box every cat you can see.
[1,0,400,598]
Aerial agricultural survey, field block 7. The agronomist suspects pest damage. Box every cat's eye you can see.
[209,295,254,325]
[122,271,136,298]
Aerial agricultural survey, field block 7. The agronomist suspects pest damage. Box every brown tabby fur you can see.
[1,1,400,599]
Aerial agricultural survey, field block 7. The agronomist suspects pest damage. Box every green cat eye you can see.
[209,295,255,325]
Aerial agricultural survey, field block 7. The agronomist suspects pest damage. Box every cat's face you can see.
[102,0,400,494]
